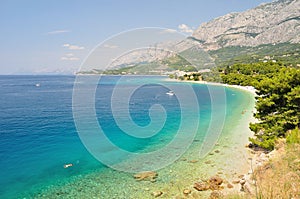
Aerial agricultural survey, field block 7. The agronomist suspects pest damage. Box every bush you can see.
[286,128,300,144]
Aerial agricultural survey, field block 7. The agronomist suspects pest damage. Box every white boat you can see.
[166,90,174,96]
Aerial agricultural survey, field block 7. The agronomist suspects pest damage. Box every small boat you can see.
[166,90,174,96]
[35,83,40,87]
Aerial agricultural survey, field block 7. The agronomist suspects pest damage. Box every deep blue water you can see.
[0,75,246,198]
[0,76,102,198]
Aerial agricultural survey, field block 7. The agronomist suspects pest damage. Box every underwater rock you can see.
[183,188,191,195]
[209,190,223,199]
[133,171,158,181]
[227,183,234,188]
[152,191,163,197]
[194,176,224,192]
[209,176,223,186]
[214,150,220,153]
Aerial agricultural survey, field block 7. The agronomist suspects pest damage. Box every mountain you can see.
[80,0,300,75]
[192,0,300,50]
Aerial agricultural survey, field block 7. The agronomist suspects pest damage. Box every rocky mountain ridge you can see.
[192,0,300,50]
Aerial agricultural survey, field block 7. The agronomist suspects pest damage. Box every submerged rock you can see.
[205,160,212,164]
[133,171,158,181]
[209,190,223,199]
[209,176,223,186]
[227,183,234,188]
[152,191,163,197]
[189,160,198,163]
[214,150,220,153]
[183,188,191,195]
[194,176,224,192]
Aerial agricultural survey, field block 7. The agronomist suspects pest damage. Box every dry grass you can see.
[224,134,300,199]
[254,142,300,199]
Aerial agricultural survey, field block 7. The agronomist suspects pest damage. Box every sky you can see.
[0,0,271,75]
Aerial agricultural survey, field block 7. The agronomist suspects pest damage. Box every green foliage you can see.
[102,66,135,75]
[161,55,198,72]
[251,67,300,149]
[179,73,202,81]
[222,62,300,149]
[286,128,300,144]
[220,62,284,87]
[209,42,300,67]
[201,68,222,82]
[168,74,175,79]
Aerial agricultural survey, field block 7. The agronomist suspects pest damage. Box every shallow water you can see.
[0,75,254,198]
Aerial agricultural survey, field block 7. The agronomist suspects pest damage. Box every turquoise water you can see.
[0,75,251,198]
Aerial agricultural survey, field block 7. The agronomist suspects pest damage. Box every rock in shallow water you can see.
[152,191,163,197]
[194,176,224,191]
[209,176,223,186]
[227,183,234,188]
[183,188,191,195]
[209,190,223,199]
[133,171,158,181]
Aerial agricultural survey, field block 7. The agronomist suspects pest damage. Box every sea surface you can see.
[0,75,252,198]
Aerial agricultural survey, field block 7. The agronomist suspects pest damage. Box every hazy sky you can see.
[0,0,271,74]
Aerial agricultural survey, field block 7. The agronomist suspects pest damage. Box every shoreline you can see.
[32,78,259,198]
[164,78,260,196]
[165,78,257,95]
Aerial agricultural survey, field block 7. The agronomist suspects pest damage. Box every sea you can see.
[0,75,253,198]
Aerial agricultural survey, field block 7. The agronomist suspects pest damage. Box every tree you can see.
[250,68,300,149]
[220,62,300,150]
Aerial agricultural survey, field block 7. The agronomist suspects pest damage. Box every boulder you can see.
[209,176,223,185]
[194,182,210,191]
[208,176,223,190]
[194,176,224,191]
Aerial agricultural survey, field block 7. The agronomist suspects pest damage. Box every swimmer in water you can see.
[63,163,73,168]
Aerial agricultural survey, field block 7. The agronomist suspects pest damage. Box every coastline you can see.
[164,78,259,196]
[32,78,259,198]
[165,78,257,95]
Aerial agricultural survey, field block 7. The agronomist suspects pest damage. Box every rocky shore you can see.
[130,143,281,199]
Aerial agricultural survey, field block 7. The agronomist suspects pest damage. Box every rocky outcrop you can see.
[192,0,300,50]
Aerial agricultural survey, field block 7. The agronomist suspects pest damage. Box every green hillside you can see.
[209,42,300,67]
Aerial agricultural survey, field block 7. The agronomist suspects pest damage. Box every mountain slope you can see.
[192,0,300,50]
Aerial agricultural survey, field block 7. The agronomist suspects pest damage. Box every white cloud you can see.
[178,24,194,34]
[103,44,119,49]
[62,43,85,50]
[46,30,71,35]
